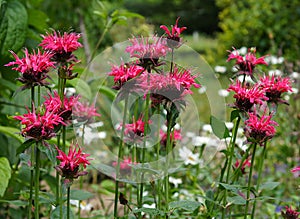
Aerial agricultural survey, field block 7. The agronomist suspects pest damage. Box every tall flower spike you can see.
[259,75,292,104]
[227,47,268,77]
[40,31,82,63]
[227,79,268,112]
[160,17,187,48]
[5,49,55,90]
[244,112,278,145]
[55,143,90,184]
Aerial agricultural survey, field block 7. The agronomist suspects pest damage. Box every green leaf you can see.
[0,126,23,143]
[260,182,280,191]
[230,110,240,122]
[0,0,27,55]
[70,189,94,200]
[27,9,48,31]
[210,116,230,139]
[99,86,116,101]
[0,199,27,206]
[0,157,11,197]
[38,144,57,165]
[219,183,240,193]
[67,78,92,100]
[16,139,35,155]
[133,207,164,216]
[51,205,74,219]
[169,200,202,212]
[227,195,246,205]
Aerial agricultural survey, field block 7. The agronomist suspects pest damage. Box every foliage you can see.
[216,0,300,61]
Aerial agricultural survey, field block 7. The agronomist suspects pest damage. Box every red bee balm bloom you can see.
[44,91,79,123]
[234,158,251,174]
[73,101,101,123]
[125,36,170,67]
[14,108,65,141]
[227,47,268,76]
[281,206,300,219]
[40,31,82,63]
[108,63,144,89]
[228,80,268,111]
[160,17,187,48]
[5,49,55,89]
[160,129,182,148]
[244,112,278,145]
[259,75,292,104]
[112,157,136,171]
[55,144,90,182]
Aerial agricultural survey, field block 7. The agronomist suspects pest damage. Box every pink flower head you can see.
[124,117,149,137]
[244,112,278,145]
[160,129,182,148]
[44,91,79,123]
[227,47,268,76]
[14,107,65,141]
[40,31,82,63]
[281,206,300,219]
[125,36,170,67]
[108,62,144,90]
[5,49,55,89]
[112,157,135,172]
[55,143,90,182]
[227,80,268,111]
[160,17,187,48]
[137,72,191,108]
[234,158,251,174]
[259,75,293,104]
[73,101,101,123]
[291,166,300,177]
[171,66,200,90]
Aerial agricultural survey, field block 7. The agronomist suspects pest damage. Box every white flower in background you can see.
[202,124,212,133]
[198,86,207,94]
[64,87,76,96]
[237,46,247,55]
[174,123,181,130]
[70,200,93,211]
[192,136,209,146]
[237,75,254,84]
[225,122,234,130]
[214,65,227,74]
[76,122,106,144]
[186,131,196,138]
[236,138,248,151]
[284,95,290,101]
[179,146,200,165]
[290,72,299,79]
[268,69,282,76]
[218,89,229,97]
[232,66,238,72]
[169,176,183,188]
[265,55,284,65]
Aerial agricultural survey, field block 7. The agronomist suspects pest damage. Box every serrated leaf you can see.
[169,200,201,212]
[16,139,35,155]
[227,195,246,205]
[0,126,23,143]
[1,1,27,55]
[133,207,164,216]
[260,182,280,191]
[210,116,230,139]
[0,157,11,197]
[70,189,94,200]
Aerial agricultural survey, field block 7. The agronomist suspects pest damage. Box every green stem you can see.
[78,124,86,218]
[222,116,241,218]
[90,24,110,63]
[56,134,61,206]
[165,111,173,216]
[170,48,174,74]
[156,106,161,210]
[67,185,71,219]
[28,87,35,219]
[35,143,40,219]
[251,142,267,218]
[244,143,257,219]
[114,97,129,218]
